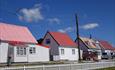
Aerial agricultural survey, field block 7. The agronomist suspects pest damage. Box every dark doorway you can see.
[50,55,53,61]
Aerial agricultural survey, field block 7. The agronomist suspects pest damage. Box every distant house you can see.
[99,40,114,59]
[0,22,49,63]
[42,31,82,61]
[75,37,102,60]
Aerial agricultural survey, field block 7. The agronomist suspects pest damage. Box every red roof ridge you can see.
[48,31,77,47]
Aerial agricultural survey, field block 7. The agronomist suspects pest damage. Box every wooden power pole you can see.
[75,14,81,62]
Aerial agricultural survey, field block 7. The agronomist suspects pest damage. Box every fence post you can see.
[23,65,25,70]
[103,62,104,68]
[42,65,45,70]
[58,65,60,70]
[70,64,71,70]
[114,61,115,66]
[81,63,82,70]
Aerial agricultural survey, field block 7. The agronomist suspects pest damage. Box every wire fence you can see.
[0,62,115,70]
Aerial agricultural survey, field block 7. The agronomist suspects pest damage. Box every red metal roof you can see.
[49,32,77,47]
[0,22,37,44]
[99,40,113,50]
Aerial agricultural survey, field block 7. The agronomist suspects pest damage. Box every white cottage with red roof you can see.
[0,22,49,63]
[99,40,114,59]
[42,31,81,61]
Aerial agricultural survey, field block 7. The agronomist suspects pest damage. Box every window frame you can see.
[72,49,75,55]
[16,47,26,56]
[46,39,51,44]
[29,47,36,54]
[61,49,64,55]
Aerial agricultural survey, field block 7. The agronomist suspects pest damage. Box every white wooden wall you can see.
[0,42,8,63]
[58,47,79,61]
[28,44,49,62]
[13,46,28,62]
[13,44,49,62]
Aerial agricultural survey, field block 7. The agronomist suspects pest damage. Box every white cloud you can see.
[58,27,74,33]
[80,23,99,30]
[47,18,60,24]
[18,4,43,22]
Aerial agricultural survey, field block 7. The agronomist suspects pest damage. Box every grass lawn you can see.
[95,67,115,70]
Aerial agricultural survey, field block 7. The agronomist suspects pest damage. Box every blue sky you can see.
[0,0,115,46]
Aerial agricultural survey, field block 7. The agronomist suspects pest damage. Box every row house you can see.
[42,31,82,61]
[0,22,49,63]
[75,37,102,60]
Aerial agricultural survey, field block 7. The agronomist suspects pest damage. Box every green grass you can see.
[95,67,115,70]
[0,61,65,67]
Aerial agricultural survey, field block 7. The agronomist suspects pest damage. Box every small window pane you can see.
[29,47,36,54]
[29,47,33,54]
[17,47,26,56]
[17,47,19,55]
[24,48,26,55]
[72,49,75,55]
[61,49,64,55]
[46,39,50,44]
[33,47,36,53]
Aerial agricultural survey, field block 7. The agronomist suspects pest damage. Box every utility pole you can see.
[75,14,81,62]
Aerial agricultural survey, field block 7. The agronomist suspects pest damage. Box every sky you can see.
[0,0,115,46]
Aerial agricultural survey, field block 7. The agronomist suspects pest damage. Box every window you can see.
[72,49,75,55]
[61,49,64,55]
[17,47,26,55]
[22,47,26,55]
[102,53,107,55]
[29,47,36,54]
[17,47,20,55]
[111,53,113,55]
[46,39,50,44]
[0,41,1,45]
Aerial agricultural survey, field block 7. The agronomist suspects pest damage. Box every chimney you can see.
[90,34,92,39]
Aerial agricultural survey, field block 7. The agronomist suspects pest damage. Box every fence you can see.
[0,62,115,70]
